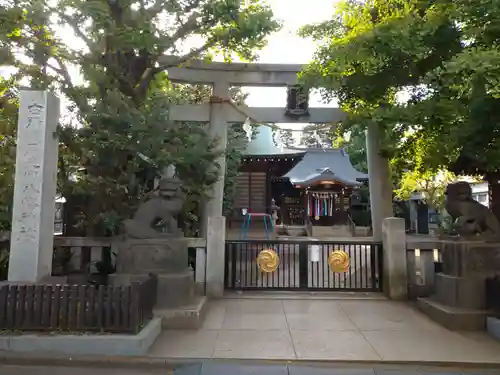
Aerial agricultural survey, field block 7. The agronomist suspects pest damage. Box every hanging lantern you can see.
[285,85,309,117]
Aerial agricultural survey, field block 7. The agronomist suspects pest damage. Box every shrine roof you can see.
[243,125,305,156]
[282,148,368,186]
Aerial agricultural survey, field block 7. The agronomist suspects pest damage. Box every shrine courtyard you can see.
[149,294,500,364]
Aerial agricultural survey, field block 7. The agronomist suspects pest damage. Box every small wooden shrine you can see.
[231,126,368,229]
[279,148,368,226]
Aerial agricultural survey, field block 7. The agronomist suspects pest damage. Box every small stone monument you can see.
[113,165,195,310]
[9,90,60,282]
[417,181,500,330]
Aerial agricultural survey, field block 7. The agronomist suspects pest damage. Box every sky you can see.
[241,0,340,135]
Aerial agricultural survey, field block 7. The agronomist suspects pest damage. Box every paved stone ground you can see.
[149,298,500,362]
[1,363,499,375]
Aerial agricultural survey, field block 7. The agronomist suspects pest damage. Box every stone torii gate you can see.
[7,60,393,297]
[164,59,394,296]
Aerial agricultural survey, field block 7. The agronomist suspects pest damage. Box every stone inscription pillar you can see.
[8,90,60,282]
[366,123,393,241]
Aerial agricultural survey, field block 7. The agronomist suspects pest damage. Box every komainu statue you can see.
[123,166,184,239]
[444,181,500,238]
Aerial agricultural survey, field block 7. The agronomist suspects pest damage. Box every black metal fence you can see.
[0,275,158,333]
[225,240,383,291]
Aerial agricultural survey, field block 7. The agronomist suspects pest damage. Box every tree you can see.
[299,124,332,148]
[1,0,280,235]
[332,124,367,172]
[300,0,500,207]
[395,170,457,211]
[0,77,18,231]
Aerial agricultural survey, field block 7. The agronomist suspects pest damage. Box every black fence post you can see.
[231,243,238,288]
[370,244,380,291]
[299,243,308,289]
[377,243,384,292]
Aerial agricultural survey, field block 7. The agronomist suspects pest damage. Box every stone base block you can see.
[155,296,209,330]
[116,238,189,274]
[435,273,485,309]
[417,297,486,331]
[487,316,500,341]
[0,318,161,356]
[110,268,195,308]
[440,240,500,278]
[156,270,194,308]
[354,226,371,237]
[287,226,307,237]
[194,282,205,295]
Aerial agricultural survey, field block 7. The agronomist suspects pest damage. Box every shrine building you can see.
[230,125,368,236]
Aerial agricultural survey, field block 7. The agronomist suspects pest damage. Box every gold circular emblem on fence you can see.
[257,249,280,273]
[328,250,350,273]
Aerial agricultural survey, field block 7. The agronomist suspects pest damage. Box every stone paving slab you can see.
[0,365,167,375]
[2,363,499,375]
[149,298,500,363]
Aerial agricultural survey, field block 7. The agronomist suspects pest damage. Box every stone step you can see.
[416,296,486,331]
[154,296,209,330]
[312,226,352,238]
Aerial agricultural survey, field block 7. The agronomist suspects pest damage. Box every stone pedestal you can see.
[417,240,500,331]
[112,237,208,328]
[116,238,189,274]
[114,238,192,308]
[382,217,407,300]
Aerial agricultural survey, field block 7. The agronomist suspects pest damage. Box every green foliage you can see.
[332,124,367,172]
[0,0,279,236]
[0,77,18,231]
[301,0,500,184]
[395,170,456,210]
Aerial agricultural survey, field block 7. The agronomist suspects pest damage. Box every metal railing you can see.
[347,214,356,237]
[225,239,383,292]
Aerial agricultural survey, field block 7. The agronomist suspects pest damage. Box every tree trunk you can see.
[486,172,500,222]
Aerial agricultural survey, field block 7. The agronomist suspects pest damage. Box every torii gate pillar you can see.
[366,123,394,241]
[204,81,230,297]
[202,82,230,229]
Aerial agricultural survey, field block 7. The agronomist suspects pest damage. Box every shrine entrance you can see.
[224,239,383,292]
[164,58,392,296]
